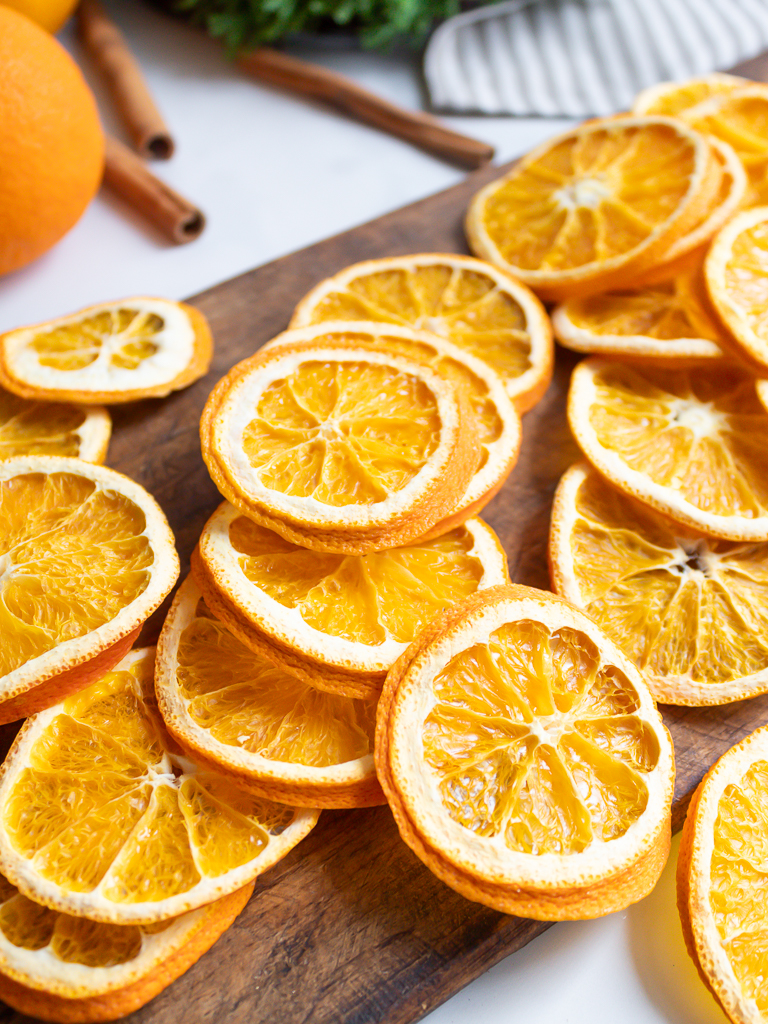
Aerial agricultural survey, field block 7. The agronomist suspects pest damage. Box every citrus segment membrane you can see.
[289,255,554,412]
[0,648,318,924]
[0,457,179,714]
[201,341,479,553]
[552,271,728,361]
[156,577,383,808]
[706,207,768,371]
[380,587,674,918]
[550,462,768,706]
[264,322,522,535]
[568,358,768,541]
[0,298,212,403]
[0,869,252,1003]
[194,503,509,694]
[0,390,111,462]
[466,116,719,299]
[678,726,768,1024]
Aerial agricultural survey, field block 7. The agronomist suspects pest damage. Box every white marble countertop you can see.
[0,3,729,1022]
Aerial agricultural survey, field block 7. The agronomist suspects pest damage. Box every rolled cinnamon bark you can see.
[78,0,175,159]
[103,135,205,243]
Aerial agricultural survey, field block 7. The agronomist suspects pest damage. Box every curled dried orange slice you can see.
[0,298,212,404]
[200,339,480,554]
[678,725,768,1024]
[289,254,553,412]
[0,388,111,462]
[376,585,674,920]
[706,207,768,372]
[0,872,252,1023]
[156,577,383,808]
[0,456,179,724]
[466,115,720,301]
[193,503,509,697]
[632,73,749,118]
[0,647,319,925]
[263,323,522,537]
[552,269,729,362]
[568,358,768,541]
[550,462,768,706]
[680,86,768,209]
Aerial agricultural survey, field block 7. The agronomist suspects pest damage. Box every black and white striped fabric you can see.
[424,0,768,116]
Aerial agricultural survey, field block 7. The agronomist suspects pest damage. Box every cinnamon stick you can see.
[78,0,175,160]
[237,48,495,170]
[103,135,205,243]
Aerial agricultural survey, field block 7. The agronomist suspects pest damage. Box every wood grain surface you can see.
[6,95,768,1024]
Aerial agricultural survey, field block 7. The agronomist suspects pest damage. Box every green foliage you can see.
[173,0,474,50]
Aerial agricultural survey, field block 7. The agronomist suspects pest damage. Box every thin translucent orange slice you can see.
[679,725,768,1024]
[0,298,212,404]
[290,255,553,412]
[156,576,383,808]
[0,456,179,724]
[632,73,749,118]
[568,358,768,541]
[466,115,719,300]
[0,648,318,925]
[200,338,480,554]
[377,585,674,920]
[193,503,509,696]
[550,462,768,705]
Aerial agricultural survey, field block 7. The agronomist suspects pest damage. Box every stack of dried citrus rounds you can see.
[463,72,768,1022]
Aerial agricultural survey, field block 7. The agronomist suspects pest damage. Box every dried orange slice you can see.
[0,298,212,404]
[706,207,768,371]
[0,647,319,925]
[633,73,749,118]
[550,462,768,706]
[465,115,720,301]
[289,254,554,412]
[156,576,383,808]
[193,504,509,698]
[678,724,768,1024]
[200,338,480,554]
[376,585,674,920]
[681,86,768,208]
[552,269,729,362]
[0,872,253,1023]
[263,323,522,537]
[0,456,179,724]
[0,388,111,462]
[568,358,768,541]
[634,137,747,285]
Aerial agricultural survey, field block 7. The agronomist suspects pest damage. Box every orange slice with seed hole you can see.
[550,462,768,706]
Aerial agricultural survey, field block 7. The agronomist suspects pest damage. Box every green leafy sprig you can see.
[173,0,477,50]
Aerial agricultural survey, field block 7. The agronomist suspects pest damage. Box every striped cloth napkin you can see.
[424,0,768,116]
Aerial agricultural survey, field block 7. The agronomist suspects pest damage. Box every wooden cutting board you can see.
[6,129,768,1024]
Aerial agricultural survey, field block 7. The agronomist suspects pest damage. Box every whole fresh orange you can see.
[0,0,78,32]
[0,6,104,276]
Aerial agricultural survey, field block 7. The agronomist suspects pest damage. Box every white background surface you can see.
[0,3,731,1022]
